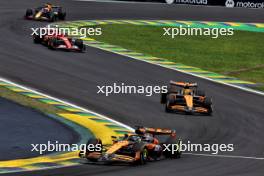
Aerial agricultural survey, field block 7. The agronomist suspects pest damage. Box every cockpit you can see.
[127,135,141,142]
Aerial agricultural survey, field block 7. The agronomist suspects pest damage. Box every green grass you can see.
[91,24,264,90]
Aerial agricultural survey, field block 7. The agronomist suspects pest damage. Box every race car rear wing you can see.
[135,126,176,136]
[170,80,197,88]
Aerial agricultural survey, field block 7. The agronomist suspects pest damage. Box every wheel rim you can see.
[143,149,148,160]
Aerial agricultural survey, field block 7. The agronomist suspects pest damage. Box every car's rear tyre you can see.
[59,12,66,20]
[57,7,66,20]
[85,138,102,162]
[75,39,85,52]
[33,35,42,44]
[25,9,33,17]
[161,93,167,104]
[163,137,182,159]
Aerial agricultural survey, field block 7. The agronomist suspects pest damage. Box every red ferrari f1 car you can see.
[79,126,182,165]
[33,29,86,52]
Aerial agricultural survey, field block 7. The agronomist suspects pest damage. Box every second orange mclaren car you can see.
[161,81,213,115]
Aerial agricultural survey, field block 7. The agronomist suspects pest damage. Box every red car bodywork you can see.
[33,28,85,52]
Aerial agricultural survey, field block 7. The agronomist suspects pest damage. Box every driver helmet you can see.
[183,89,192,95]
[143,133,154,142]
[44,3,52,11]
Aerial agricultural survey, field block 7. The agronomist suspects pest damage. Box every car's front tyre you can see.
[204,97,213,115]
[165,94,175,113]
[25,9,33,18]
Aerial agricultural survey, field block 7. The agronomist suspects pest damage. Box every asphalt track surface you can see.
[0,0,264,176]
[0,97,77,161]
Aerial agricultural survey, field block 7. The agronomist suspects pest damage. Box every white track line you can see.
[0,77,134,131]
[184,153,264,160]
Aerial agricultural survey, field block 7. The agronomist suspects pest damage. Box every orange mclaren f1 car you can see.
[79,126,182,165]
[161,81,213,115]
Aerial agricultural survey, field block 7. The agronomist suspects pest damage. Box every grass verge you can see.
[91,24,264,91]
[0,86,65,114]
